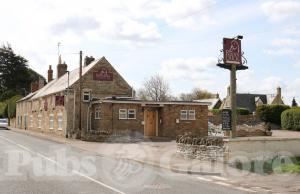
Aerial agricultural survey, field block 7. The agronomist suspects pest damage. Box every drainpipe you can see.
[87,101,92,131]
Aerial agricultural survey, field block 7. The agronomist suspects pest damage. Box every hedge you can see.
[0,102,7,118]
[281,108,300,131]
[210,108,250,116]
[236,108,250,115]
[211,109,221,115]
[256,105,290,125]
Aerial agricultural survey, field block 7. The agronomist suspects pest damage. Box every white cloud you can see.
[153,0,217,30]
[271,38,300,47]
[159,57,217,80]
[263,47,297,56]
[261,0,300,22]
[159,57,221,95]
[292,60,300,69]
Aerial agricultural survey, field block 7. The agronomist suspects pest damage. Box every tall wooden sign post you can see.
[217,36,248,138]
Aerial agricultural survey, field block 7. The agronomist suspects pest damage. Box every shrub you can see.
[281,108,300,131]
[237,108,250,115]
[0,102,7,118]
[211,109,221,115]
[256,105,290,125]
[210,108,250,116]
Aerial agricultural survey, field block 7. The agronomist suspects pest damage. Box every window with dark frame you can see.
[83,91,91,102]
[128,109,136,119]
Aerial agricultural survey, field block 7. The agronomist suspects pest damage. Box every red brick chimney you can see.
[31,81,39,93]
[48,65,53,82]
[57,55,67,79]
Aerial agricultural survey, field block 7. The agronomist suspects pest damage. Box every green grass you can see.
[231,156,300,175]
[274,157,300,173]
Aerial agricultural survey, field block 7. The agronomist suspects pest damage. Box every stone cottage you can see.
[15,56,208,140]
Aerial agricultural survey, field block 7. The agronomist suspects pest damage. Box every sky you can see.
[1,0,300,104]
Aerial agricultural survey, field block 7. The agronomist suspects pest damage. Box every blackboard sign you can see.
[222,109,231,131]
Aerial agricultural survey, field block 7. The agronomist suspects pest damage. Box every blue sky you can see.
[1,0,300,104]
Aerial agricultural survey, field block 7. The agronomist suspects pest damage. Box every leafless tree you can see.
[137,74,170,101]
[180,88,216,101]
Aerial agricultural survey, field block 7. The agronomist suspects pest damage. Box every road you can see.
[0,129,250,194]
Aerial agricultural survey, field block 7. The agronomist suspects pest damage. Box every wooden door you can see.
[145,110,157,136]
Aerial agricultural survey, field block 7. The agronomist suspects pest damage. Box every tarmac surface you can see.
[0,129,250,194]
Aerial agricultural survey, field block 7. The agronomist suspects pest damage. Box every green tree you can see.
[180,88,215,101]
[0,44,45,101]
[6,95,23,119]
[292,97,298,107]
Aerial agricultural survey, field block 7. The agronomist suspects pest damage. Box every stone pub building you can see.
[15,56,208,140]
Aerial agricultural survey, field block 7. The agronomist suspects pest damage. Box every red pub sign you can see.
[93,68,113,81]
[223,38,242,65]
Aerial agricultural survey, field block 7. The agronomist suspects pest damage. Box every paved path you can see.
[0,129,254,194]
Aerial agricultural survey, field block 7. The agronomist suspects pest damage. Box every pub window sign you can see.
[93,68,113,81]
[223,38,242,65]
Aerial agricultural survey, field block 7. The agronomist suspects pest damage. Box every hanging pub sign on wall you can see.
[223,38,242,65]
[93,68,113,81]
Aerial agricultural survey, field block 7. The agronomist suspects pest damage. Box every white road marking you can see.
[0,134,126,194]
[197,177,213,182]
[215,181,232,187]
[210,176,228,181]
[235,187,257,193]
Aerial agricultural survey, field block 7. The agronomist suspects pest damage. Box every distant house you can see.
[220,87,284,113]
[194,94,222,110]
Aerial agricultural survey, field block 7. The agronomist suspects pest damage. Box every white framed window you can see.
[188,110,196,120]
[180,110,196,120]
[119,109,127,119]
[30,115,33,128]
[95,107,101,119]
[49,114,54,129]
[180,110,188,120]
[128,109,136,119]
[58,113,63,130]
[83,90,91,102]
[38,114,42,128]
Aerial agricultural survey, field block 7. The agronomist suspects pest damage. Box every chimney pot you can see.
[48,65,53,82]
[57,56,68,79]
[84,56,95,66]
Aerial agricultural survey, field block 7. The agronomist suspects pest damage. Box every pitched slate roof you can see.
[194,98,221,109]
[31,57,103,100]
[236,94,268,112]
[17,57,104,102]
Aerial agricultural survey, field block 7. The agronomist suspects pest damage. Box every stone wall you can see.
[91,103,144,135]
[159,104,208,138]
